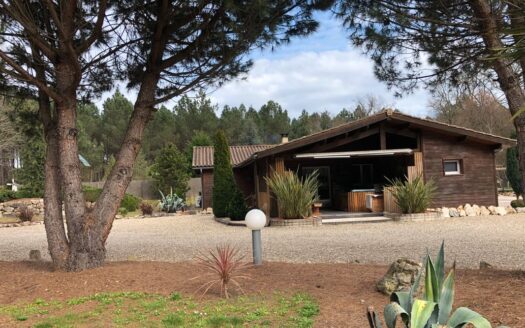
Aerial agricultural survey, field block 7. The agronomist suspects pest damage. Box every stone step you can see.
[322,216,392,224]
[320,212,381,219]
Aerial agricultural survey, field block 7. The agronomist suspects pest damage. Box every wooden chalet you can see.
[192,110,515,216]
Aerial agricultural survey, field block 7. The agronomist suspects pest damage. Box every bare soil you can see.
[0,261,523,327]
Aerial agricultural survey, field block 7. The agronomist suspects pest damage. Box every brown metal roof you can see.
[192,145,275,169]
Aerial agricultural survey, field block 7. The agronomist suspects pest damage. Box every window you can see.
[443,159,462,176]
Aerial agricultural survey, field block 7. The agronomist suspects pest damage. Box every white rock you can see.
[472,205,481,216]
[494,207,507,216]
[449,208,459,217]
[441,207,450,218]
[459,209,466,217]
[480,206,490,216]
[488,206,497,215]
[516,207,525,213]
[464,204,476,217]
[505,206,517,214]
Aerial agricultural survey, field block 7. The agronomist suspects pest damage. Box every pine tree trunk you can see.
[469,0,525,200]
[40,96,70,270]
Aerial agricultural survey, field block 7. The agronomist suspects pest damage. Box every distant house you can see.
[192,110,515,216]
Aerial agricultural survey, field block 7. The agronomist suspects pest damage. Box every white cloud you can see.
[209,49,432,118]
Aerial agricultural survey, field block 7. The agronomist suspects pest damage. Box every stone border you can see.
[214,216,246,226]
[0,221,43,228]
[384,211,441,222]
[270,217,322,227]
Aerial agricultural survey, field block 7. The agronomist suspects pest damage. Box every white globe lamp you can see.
[245,209,266,230]
[245,209,266,265]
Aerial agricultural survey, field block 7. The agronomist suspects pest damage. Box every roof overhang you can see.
[295,148,413,159]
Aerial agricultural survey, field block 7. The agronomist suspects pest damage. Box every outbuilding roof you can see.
[192,145,274,169]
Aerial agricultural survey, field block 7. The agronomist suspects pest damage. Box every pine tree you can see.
[149,144,190,197]
[212,131,247,220]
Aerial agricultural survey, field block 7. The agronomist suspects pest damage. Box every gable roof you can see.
[192,145,275,169]
[235,109,516,167]
[192,110,516,170]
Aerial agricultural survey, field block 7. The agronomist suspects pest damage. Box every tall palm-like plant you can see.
[265,170,319,219]
[387,175,436,214]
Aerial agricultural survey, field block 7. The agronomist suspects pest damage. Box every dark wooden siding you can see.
[422,131,498,207]
[200,166,256,210]
[201,170,213,209]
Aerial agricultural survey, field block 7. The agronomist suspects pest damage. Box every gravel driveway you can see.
[0,214,524,269]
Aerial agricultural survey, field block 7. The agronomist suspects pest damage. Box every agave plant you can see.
[265,170,319,219]
[159,188,185,213]
[368,242,508,328]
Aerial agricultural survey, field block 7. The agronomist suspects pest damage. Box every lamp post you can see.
[245,209,266,266]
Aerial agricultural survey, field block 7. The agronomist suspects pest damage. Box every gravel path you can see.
[0,214,524,269]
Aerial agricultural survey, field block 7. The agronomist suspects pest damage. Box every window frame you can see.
[442,159,462,176]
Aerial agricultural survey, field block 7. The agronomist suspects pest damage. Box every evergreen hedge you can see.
[506,134,522,198]
[212,131,247,220]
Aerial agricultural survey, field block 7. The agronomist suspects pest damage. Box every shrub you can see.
[387,175,436,214]
[212,131,247,220]
[82,186,102,203]
[0,187,16,202]
[121,193,140,212]
[506,132,522,198]
[159,189,185,213]
[265,170,319,219]
[82,186,140,211]
[149,143,190,196]
[17,206,34,222]
[118,207,128,216]
[367,242,492,328]
[510,199,525,208]
[194,244,250,299]
[140,202,154,215]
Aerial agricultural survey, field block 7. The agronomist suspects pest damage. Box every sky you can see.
[97,11,432,119]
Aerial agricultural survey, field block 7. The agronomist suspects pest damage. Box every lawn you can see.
[0,291,318,327]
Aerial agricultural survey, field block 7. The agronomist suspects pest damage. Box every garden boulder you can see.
[376,258,422,296]
[480,206,490,216]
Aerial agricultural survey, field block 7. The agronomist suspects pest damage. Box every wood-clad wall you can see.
[407,151,423,181]
[383,187,402,213]
[421,131,498,207]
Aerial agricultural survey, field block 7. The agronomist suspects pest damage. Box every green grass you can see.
[0,291,318,327]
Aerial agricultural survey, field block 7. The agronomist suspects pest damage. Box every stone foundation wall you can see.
[0,198,44,217]
[270,217,322,227]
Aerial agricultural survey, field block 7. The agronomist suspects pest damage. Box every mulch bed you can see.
[0,261,523,327]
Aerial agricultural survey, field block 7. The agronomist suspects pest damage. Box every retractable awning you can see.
[294,148,413,159]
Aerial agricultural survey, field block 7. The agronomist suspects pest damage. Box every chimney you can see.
[280,133,289,144]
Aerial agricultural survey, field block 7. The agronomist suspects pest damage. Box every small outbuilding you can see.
[192,110,515,216]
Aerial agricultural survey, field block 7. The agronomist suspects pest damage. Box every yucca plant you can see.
[159,188,185,213]
[368,242,508,328]
[265,170,319,219]
[193,244,250,299]
[387,175,436,214]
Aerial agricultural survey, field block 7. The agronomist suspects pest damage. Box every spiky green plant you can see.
[368,242,508,328]
[159,188,185,213]
[387,175,436,214]
[265,170,319,219]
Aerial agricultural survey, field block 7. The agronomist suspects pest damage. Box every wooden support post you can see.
[380,124,386,150]
[407,151,423,181]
